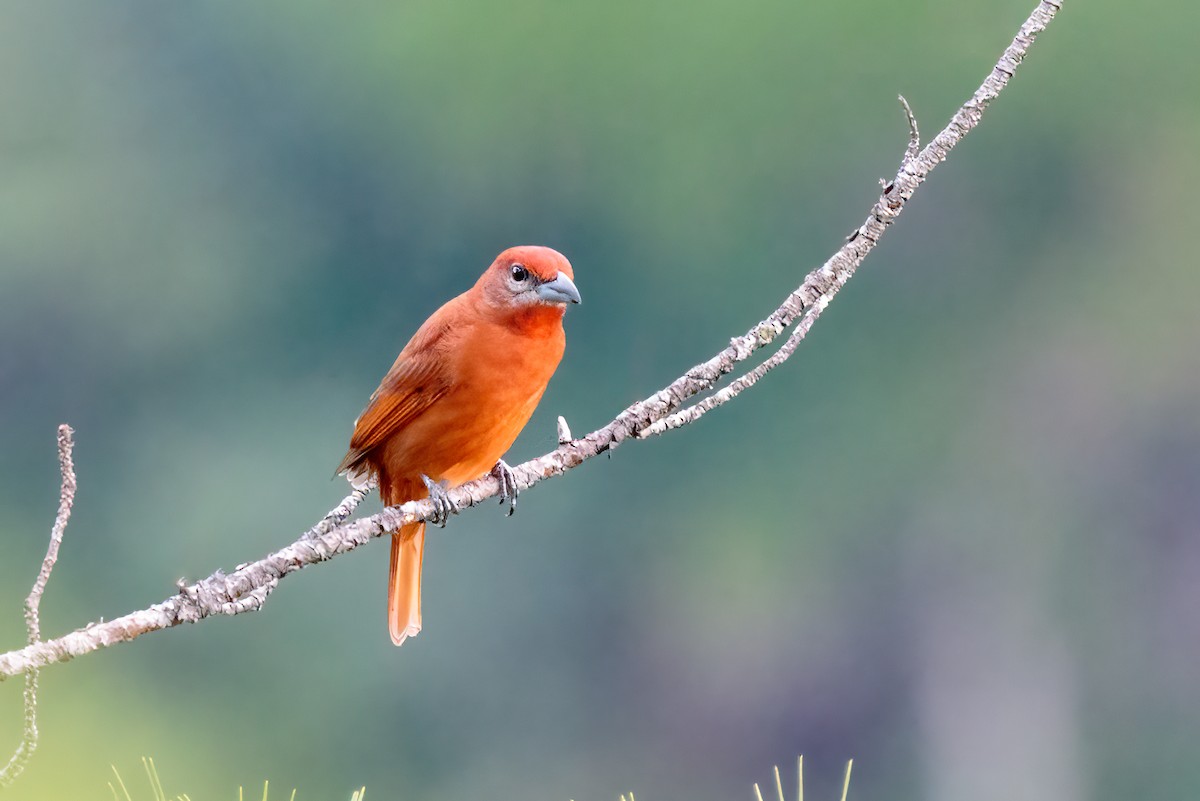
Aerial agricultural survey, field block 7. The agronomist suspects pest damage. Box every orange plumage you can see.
[337,246,580,645]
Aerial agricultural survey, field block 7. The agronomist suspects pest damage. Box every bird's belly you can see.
[382,381,546,487]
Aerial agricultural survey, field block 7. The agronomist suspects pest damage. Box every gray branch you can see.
[1,425,76,786]
[0,0,1063,685]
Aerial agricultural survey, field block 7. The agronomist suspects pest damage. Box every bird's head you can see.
[477,245,581,313]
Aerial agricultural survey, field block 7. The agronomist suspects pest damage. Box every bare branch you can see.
[1,425,76,786]
[638,287,835,438]
[0,0,1065,683]
[641,1,1061,436]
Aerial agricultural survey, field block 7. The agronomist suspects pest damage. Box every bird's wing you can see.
[336,318,455,476]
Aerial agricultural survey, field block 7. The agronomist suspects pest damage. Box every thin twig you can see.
[301,480,375,542]
[0,425,76,786]
[899,95,920,166]
[0,0,1064,683]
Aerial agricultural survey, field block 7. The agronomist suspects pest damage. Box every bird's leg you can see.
[492,459,519,517]
[421,474,460,527]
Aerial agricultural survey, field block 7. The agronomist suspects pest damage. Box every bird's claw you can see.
[421,474,459,527]
[492,459,518,517]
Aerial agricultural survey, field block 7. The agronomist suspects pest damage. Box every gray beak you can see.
[536,271,581,305]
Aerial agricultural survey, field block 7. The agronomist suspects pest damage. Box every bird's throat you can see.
[503,303,566,337]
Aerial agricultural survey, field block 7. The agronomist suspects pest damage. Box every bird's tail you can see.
[383,478,425,647]
[388,523,425,646]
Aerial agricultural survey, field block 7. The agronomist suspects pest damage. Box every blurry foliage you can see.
[2,0,1199,799]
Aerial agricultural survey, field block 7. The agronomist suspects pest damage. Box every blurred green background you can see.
[2,0,1198,798]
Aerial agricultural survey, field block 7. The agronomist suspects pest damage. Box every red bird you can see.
[338,246,580,645]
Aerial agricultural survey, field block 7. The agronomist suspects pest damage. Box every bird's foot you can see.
[421,474,459,527]
[492,459,519,517]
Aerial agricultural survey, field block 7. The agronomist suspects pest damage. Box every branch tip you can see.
[556,416,573,445]
[898,94,920,164]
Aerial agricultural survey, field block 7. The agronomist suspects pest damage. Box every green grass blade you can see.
[110,765,133,801]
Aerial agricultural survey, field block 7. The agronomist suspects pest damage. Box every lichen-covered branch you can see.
[0,0,1064,683]
[1,426,76,786]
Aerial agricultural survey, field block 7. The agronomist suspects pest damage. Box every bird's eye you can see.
[510,264,529,282]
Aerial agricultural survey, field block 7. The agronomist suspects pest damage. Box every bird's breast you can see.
[381,319,565,487]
